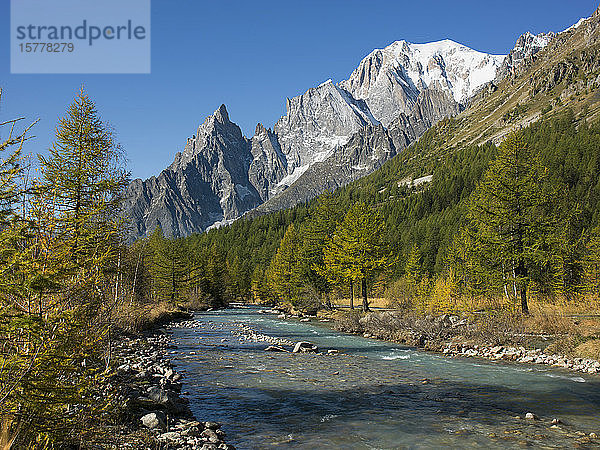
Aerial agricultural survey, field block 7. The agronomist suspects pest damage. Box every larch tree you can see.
[323,202,390,311]
[147,227,191,304]
[299,193,342,308]
[268,223,302,305]
[459,132,561,314]
[37,87,128,282]
[404,244,424,284]
[0,88,122,447]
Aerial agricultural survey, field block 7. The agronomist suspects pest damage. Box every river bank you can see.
[104,309,235,449]
[330,309,600,376]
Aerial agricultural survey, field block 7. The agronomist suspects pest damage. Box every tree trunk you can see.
[520,287,529,315]
[361,278,369,312]
[349,280,354,310]
[171,258,176,303]
[516,259,529,314]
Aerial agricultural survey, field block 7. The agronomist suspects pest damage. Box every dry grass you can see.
[575,339,600,360]
[333,297,391,309]
[111,300,189,333]
[0,417,19,450]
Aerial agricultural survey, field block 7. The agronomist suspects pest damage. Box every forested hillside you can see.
[154,111,596,314]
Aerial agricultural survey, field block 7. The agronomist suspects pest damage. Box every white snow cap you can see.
[379,39,506,103]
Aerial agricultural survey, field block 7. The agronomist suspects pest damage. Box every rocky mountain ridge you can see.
[124,22,572,239]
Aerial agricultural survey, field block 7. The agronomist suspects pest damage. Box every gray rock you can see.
[293,342,318,353]
[158,431,182,441]
[341,40,503,126]
[123,40,507,238]
[204,421,221,430]
[201,428,221,443]
[248,123,287,201]
[122,104,262,240]
[253,124,397,214]
[201,444,219,450]
[146,386,186,412]
[147,386,170,404]
[140,412,166,431]
[495,32,555,82]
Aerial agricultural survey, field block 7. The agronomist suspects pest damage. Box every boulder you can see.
[201,428,221,443]
[147,386,171,404]
[146,386,186,412]
[140,412,166,431]
[292,342,318,353]
[159,431,182,442]
[204,421,221,430]
[201,444,219,450]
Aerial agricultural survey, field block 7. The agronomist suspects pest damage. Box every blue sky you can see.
[0,0,597,180]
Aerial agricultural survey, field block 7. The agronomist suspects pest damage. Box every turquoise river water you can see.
[169,307,600,449]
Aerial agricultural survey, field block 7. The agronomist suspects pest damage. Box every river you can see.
[169,307,600,449]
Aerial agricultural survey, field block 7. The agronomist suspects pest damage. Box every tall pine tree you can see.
[267,224,302,305]
[323,202,390,311]
[458,132,562,314]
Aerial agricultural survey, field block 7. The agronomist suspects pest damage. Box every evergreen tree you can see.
[38,87,128,267]
[0,89,121,447]
[147,227,189,303]
[298,193,342,307]
[405,244,424,284]
[267,224,302,305]
[205,244,228,307]
[583,226,600,295]
[323,202,390,311]
[458,133,562,314]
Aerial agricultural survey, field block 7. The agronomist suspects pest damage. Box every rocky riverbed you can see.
[111,328,235,449]
[441,342,600,374]
[168,318,338,355]
[336,310,600,376]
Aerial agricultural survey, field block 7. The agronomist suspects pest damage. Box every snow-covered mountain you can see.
[341,39,505,126]
[123,28,563,239]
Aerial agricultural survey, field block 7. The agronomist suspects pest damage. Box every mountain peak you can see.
[495,30,554,81]
[214,104,230,123]
[341,37,505,125]
[255,122,267,134]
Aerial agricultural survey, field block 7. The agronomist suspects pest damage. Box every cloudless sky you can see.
[0,0,597,179]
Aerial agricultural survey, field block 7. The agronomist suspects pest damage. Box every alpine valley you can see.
[124,15,585,239]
